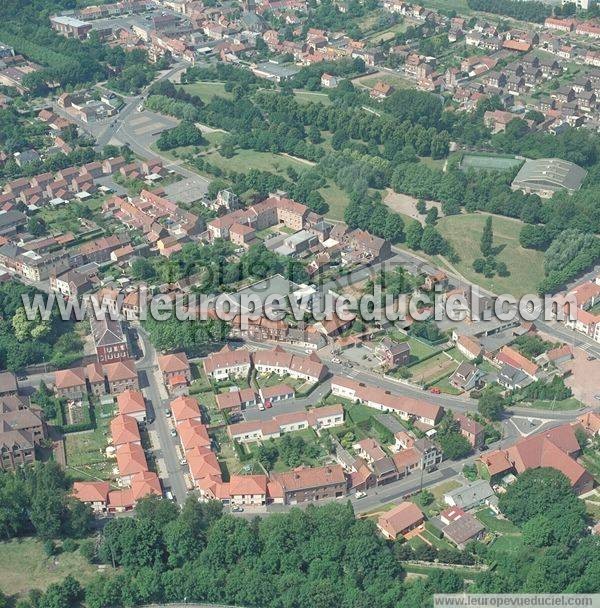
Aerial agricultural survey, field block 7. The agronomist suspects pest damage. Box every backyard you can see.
[64,400,116,482]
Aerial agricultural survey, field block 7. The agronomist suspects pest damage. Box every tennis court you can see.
[460,154,522,171]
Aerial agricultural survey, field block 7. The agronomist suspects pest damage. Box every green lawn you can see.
[357,73,415,91]
[181,81,232,102]
[0,537,104,597]
[321,181,350,221]
[385,332,441,361]
[432,375,462,395]
[202,148,310,176]
[64,401,116,482]
[475,508,520,534]
[293,89,332,106]
[435,214,545,297]
[488,533,524,555]
[521,397,583,411]
[421,529,454,550]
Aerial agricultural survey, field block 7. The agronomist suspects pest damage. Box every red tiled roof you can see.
[229,474,268,496]
[158,351,189,373]
[54,366,86,389]
[497,346,539,378]
[171,395,201,424]
[72,481,110,503]
[104,358,137,382]
[117,390,145,416]
[378,502,424,536]
[110,414,141,446]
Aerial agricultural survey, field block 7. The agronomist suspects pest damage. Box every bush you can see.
[79,539,97,563]
[62,538,78,552]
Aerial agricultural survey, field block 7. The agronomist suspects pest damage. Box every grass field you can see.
[460,154,522,171]
[366,20,410,44]
[357,73,414,91]
[202,148,310,176]
[0,537,103,597]
[409,352,457,384]
[293,90,332,106]
[181,81,232,102]
[435,214,545,297]
[488,533,524,555]
[321,181,350,221]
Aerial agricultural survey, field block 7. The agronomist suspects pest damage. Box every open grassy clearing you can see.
[0,537,104,597]
[488,533,524,555]
[355,71,415,91]
[365,20,410,44]
[293,89,332,106]
[434,214,545,298]
[181,81,232,102]
[202,148,310,176]
[321,181,350,221]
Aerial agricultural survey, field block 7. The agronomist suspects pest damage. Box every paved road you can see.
[137,326,188,505]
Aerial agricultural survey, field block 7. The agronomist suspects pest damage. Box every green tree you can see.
[480,216,494,257]
[478,391,505,421]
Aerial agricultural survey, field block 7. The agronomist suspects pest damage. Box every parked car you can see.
[170,429,177,437]
[165,409,171,417]
[231,506,244,512]
[264,400,272,409]
[430,387,441,394]
[355,491,367,499]
[258,402,265,411]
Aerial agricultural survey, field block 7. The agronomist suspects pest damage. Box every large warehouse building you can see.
[510,158,587,198]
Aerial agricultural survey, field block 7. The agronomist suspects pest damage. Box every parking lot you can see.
[341,344,381,370]
[163,175,209,204]
[562,347,600,406]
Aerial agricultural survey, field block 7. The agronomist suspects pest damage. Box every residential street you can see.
[136,326,189,505]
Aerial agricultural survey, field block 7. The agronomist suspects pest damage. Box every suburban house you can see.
[229,474,268,506]
[269,464,347,504]
[215,388,257,413]
[90,316,129,363]
[331,376,443,426]
[203,345,252,381]
[439,507,485,548]
[449,362,485,392]
[479,424,593,494]
[377,501,424,539]
[104,359,139,394]
[116,390,146,422]
[444,479,495,510]
[228,404,344,443]
[375,339,411,370]
[252,346,327,384]
[170,395,202,426]
[54,367,87,398]
[0,396,47,471]
[456,413,485,449]
[158,351,191,394]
